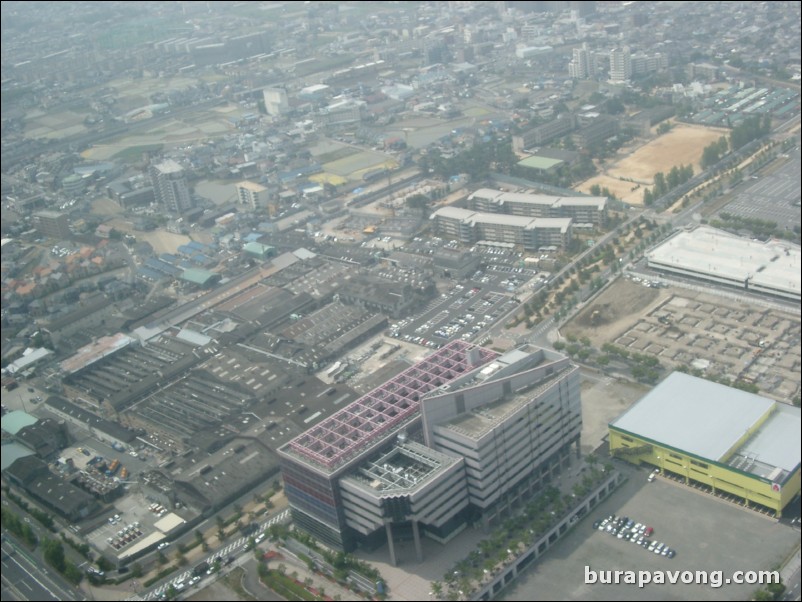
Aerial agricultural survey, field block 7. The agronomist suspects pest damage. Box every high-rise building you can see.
[279,342,582,561]
[33,210,71,240]
[609,46,632,82]
[149,160,193,215]
[569,43,592,79]
[263,87,289,117]
[235,181,269,210]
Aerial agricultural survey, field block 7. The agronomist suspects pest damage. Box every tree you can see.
[63,563,83,585]
[653,172,666,197]
[43,539,66,572]
[766,581,786,599]
[406,193,430,212]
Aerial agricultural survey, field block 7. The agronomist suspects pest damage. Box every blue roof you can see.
[177,241,208,256]
[145,258,181,276]
[138,267,164,280]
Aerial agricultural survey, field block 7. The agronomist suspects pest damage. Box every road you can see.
[127,509,291,601]
[1,536,84,602]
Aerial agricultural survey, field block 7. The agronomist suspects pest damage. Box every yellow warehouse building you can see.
[609,372,800,517]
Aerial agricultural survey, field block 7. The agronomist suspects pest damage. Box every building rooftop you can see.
[732,403,801,481]
[281,340,498,474]
[431,205,476,221]
[153,159,183,174]
[341,440,458,494]
[468,188,607,209]
[647,226,801,297]
[1,410,39,435]
[611,372,800,482]
[441,370,566,440]
[236,180,267,192]
[528,218,573,232]
[0,441,36,471]
[60,333,135,374]
[180,268,218,285]
[517,156,564,170]
[553,196,608,208]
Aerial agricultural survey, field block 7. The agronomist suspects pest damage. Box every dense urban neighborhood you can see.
[1,2,800,602]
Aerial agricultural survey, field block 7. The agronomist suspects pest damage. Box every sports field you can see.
[577,124,728,205]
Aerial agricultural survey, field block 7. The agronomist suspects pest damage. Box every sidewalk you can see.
[780,544,801,584]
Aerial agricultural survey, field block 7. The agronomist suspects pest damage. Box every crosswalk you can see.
[128,509,290,601]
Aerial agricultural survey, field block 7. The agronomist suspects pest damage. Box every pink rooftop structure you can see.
[284,340,498,472]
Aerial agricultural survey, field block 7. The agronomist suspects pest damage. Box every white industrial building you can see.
[647,226,800,301]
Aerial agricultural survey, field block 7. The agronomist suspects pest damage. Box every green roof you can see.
[243,242,274,257]
[517,156,564,170]
[1,410,38,435]
[180,268,218,285]
[0,442,36,471]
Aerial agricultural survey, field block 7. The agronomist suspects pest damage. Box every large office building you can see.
[33,210,71,240]
[646,226,801,301]
[149,159,193,215]
[263,87,289,117]
[610,372,800,517]
[512,114,577,152]
[431,206,573,251]
[609,46,632,82]
[279,342,582,563]
[468,188,607,226]
[568,44,595,80]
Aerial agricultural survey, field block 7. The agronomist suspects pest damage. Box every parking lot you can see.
[85,490,172,558]
[718,146,801,231]
[502,464,799,601]
[390,256,543,346]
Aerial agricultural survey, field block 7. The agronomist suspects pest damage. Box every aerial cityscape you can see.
[1,2,800,601]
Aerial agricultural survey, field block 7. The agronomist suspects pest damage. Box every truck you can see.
[106,459,121,476]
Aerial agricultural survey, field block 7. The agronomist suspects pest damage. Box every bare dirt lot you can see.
[563,276,801,402]
[563,278,667,347]
[609,124,728,183]
[575,175,647,205]
[577,124,729,206]
[106,218,192,255]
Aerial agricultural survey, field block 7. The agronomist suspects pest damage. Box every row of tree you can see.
[730,114,772,150]
[700,136,730,169]
[643,163,694,205]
